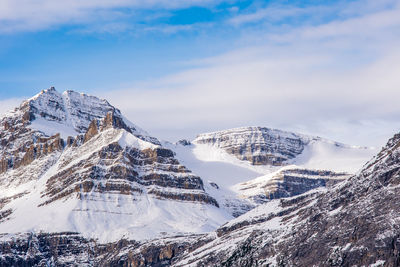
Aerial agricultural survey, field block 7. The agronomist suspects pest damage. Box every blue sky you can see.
[1,0,400,146]
[0,0,253,97]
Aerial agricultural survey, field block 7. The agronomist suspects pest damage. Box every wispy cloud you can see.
[228,5,324,26]
[99,0,400,146]
[228,0,400,28]
[0,0,225,33]
[2,0,400,147]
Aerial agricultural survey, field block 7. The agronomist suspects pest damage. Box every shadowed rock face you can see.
[264,169,347,200]
[0,232,94,267]
[0,100,65,175]
[237,168,349,204]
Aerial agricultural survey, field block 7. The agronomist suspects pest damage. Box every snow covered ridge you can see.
[193,126,377,173]
[167,125,376,218]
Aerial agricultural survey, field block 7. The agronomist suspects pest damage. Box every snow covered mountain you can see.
[0,88,229,242]
[0,87,389,266]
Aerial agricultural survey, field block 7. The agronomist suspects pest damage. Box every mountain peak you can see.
[25,87,117,134]
[0,87,160,147]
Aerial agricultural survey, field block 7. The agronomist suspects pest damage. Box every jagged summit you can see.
[5,87,158,144]
[25,87,118,133]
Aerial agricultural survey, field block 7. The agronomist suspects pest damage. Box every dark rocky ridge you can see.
[238,168,349,204]
[0,232,212,267]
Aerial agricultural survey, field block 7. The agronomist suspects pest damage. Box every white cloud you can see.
[99,0,400,147]
[228,0,400,27]
[0,0,223,33]
[228,5,323,26]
